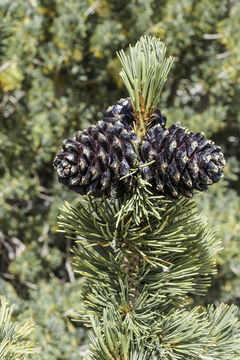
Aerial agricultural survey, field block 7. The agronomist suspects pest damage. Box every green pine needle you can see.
[0,297,36,360]
[117,35,174,139]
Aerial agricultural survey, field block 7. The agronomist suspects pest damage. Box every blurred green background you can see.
[0,0,239,358]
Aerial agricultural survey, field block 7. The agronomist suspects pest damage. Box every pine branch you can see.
[0,297,36,360]
[88,310,157,360]
[87,302,240,359]
[57,180,240,359]
[117,36,174,139]
[59,189,219,322]
[55,35,240,360]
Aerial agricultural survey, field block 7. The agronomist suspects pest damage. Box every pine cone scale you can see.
[141,123,225,198]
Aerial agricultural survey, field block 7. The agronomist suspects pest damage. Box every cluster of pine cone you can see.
[54,98,225,199]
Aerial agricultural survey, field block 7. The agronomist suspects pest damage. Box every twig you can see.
[66,238,75,282]
[40,224,50,257]
[203,33,222,40]
[0,59,14,73]
[216,51,231,60]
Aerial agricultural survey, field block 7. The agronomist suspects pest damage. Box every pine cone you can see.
[105,98,135,128]
[105,97,167,129]
[54,97,225,199]
[140,123,225,198]
[53,118,138,197]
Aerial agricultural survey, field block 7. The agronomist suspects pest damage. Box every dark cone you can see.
[54,96,225,199]
[140,123,226,198]
[53,118,138,197]
[105,97,167,129]
[104,98,135,128]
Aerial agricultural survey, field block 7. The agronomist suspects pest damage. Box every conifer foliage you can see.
[0,297,36,359]
[57,37,240,359]
[1,1,240,358]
